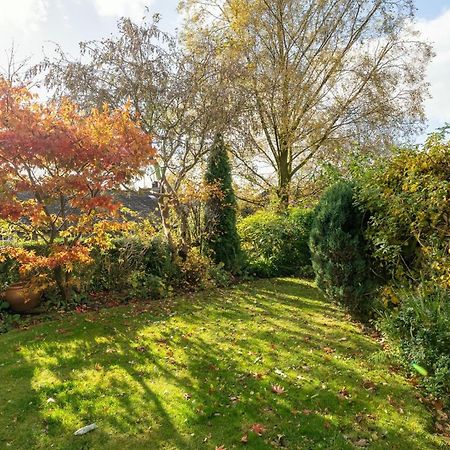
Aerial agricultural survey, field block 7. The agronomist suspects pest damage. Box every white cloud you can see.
[93,0,150,20]
[0,0,49,33]
[417,9,450,128]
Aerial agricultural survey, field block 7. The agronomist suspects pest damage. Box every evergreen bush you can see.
[309,181,377,317]
[204,134,242,272]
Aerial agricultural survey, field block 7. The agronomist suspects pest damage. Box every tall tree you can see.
[181,0,433,207]
[35,15,238,254]
[204,134,241,272]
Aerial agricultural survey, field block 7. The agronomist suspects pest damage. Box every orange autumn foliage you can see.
[0,78,156,298]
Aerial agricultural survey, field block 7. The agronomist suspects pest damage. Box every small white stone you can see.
[74,423,97,436]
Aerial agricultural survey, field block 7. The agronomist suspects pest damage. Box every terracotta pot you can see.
[4,282,42,313]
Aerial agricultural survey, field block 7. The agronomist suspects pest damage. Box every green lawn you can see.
[0,279,445,449]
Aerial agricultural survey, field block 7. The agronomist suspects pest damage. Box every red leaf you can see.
[250,423,266,435]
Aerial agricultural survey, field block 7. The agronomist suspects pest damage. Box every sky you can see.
[0,0,449,137]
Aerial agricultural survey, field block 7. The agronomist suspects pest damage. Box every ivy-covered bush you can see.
[238,208,314,278]
[356,131,450,288]
[378,286,450,404]
[309,181,378,317]
[353,132,450,401]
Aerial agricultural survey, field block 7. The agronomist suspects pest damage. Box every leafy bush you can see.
[128,271,167,300]
[0,257,20,292]
[88,236,173,293]
[309,181,378,317]
[238,208,313,278]
[378,286,450,403]
[88,236,230,296]
[356,131,450,288]
[174,249,215,290]
[287,208,315,276]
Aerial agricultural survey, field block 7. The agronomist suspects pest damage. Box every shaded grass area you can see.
[0,278,445,449]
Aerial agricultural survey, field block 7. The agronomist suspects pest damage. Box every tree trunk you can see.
[158,196,176,261]
[54,266,72,303]
[277,148,291,209]
[174,200,191,261]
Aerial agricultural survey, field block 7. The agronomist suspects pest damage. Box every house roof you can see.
[14,189,159,219]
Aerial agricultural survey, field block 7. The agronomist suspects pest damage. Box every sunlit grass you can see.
[0,278,445,449]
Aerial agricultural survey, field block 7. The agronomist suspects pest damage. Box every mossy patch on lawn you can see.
[0,278,445,449]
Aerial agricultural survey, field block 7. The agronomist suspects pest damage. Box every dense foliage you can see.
[88,233,231,298]
[357,132,450,288]
[350,133,450,404]
[309,181,377,317]
[238,208,313,278]
[0,79,155,301]
[204,134,241,272]
[379,287,450,403]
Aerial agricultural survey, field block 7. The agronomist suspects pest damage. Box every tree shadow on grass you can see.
[0,278,444,449]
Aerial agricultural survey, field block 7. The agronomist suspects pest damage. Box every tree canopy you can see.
[181,0,433,206]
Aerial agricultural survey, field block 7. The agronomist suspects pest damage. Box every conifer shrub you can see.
[204,134,242,272]
[309,181,377,317]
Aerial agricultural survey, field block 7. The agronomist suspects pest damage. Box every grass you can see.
[0,278,445,449]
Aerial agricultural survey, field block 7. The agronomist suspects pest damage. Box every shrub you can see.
[309,181,377,317]
[378,286,450,404]
[88,237,228,296]
[204,134,242,272]
[356,131,450,288]
[287,207,315,277]
[238,208,314,278]
[88,235,173,293]
[128,271,167,300]
[0,257,20,292]
[174,249,213,290]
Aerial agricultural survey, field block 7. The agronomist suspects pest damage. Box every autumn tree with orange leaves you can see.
[0,79,155,301]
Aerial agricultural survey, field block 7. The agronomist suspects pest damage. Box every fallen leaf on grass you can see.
[250,423,266,435]
[271,384,285,395]
[241,434,248,443]
[135,345,147,353]
[273,434,287,447]
[274,368,287,378]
